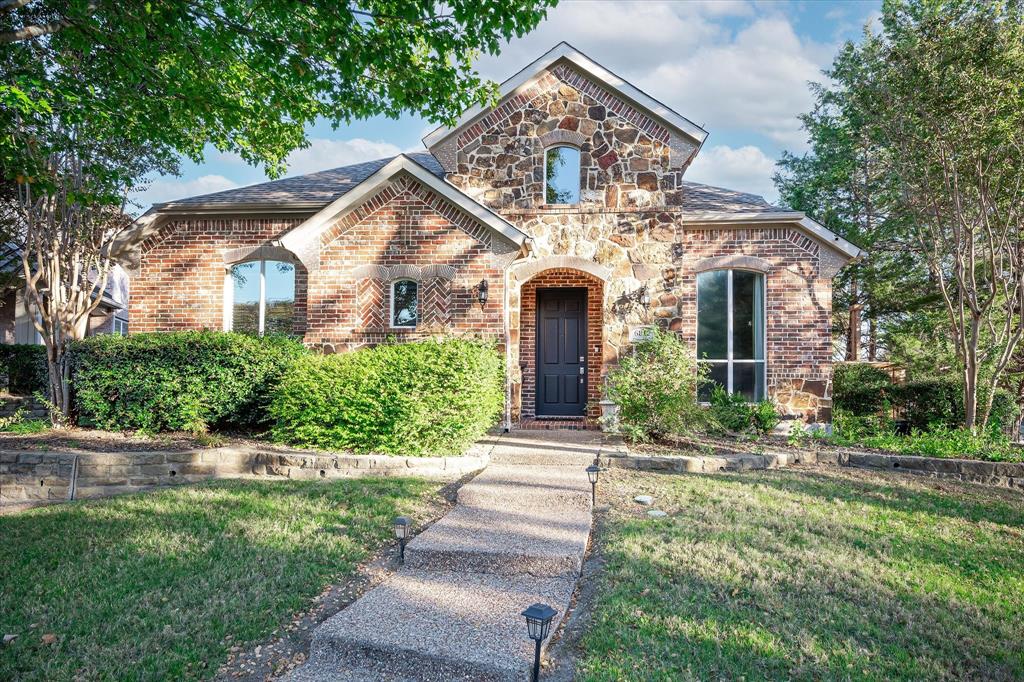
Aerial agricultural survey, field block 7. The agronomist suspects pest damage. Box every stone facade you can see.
[127,52,853,428]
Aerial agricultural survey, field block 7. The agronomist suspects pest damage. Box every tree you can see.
[1,0,556,179]
[775,45,927,363]
[850,0,1024,429]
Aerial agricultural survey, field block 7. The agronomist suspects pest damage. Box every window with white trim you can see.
[697,269,765,401]
[113,316,128,336]
[390,279,418,328]
[544,146,580,204]
[228,260,295,335]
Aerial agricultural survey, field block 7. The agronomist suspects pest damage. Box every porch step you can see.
[404,503,592,576]
[296,569,576,682]
[457,464,592,510]
[483,431,602,467]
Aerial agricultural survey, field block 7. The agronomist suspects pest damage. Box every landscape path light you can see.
[522,602,557,682]
[586,465,600,506]
[393,516,410,564]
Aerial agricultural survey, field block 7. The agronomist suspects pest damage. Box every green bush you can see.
[269,337,503,456]
[708,386,780,436]
[605,328,706,442]
[0,345,48,396]
[71,331,307,432]
[896,378,1017,431]
[833,363,894,416]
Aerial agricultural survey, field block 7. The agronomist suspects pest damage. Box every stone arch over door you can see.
[511,263,606,424]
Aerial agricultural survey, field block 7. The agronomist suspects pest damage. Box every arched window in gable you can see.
[390,279,418,328]
[544,146,581,205]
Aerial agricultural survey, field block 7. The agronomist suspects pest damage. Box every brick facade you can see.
[518,269,604,421]
[129,57,849,428]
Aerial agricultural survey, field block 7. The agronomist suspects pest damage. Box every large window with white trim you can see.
[228,260,295,335]
[697,269,765,401]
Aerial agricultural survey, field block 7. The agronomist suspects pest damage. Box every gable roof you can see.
[422,42,709,151]
[279,154,528,270]
[150,152,445,210]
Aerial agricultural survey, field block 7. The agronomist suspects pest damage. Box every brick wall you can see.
[519,269,604,421]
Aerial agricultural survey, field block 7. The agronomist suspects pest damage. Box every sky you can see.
[132,0,882,213]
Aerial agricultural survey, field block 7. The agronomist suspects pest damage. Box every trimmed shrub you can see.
[71,331,307,432]
[896,378,1017,432]
[708,386,781,436]
[269,338,504,456]
[833,363,894,416]
[0,345,48,396]
[605,328,706,442]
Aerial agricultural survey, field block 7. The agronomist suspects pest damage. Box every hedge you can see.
[833,364,1017,430]
[0,345,48,396]
[71,331,307,432]
[269,338,504,456]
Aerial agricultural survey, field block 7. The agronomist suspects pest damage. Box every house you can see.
[115,43,861,429]
[0,241,129,344]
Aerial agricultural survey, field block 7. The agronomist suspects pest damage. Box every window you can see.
[113,317,128,336]
[228,260,295,335]
[391,279,418,328]
[544,146,580,204]
[697,270,765,401]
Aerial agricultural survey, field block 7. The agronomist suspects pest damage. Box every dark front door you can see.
[536,288,587,417]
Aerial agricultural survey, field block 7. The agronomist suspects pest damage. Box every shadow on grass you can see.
[577,468,1024,682]
[0,476,437,681]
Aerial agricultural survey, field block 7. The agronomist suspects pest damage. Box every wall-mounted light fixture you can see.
[476,279,489,308]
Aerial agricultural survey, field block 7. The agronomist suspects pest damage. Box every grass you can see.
[579,468,1024,681]
[0,476,445,681]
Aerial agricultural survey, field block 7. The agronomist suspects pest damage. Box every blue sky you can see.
[133,0,881,212]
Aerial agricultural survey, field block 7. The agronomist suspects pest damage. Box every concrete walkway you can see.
[288,430,602,681]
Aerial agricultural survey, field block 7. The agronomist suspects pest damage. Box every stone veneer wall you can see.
[517,269,604,421]
[0,447,489,509]
[439,62,837,424]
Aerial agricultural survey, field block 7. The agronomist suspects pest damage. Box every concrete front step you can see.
[457,464,592,510]
[298,569,576,682]
[484,431,602,467]
[404,503,592,576]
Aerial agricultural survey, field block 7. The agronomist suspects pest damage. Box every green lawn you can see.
[0,477,445,681]
[579,468,1024,681]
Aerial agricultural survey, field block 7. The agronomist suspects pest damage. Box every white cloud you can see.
[131,174,239,213]
[473,2,830,149]
[686,144,779,203]
[284,137,404,176]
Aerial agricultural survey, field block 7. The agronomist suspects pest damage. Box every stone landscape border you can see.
[599,441,1024,490]
[0,445,491,510]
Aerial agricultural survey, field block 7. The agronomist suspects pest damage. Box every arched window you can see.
[544,146,580,204]
[391,279,418,328]
[228,260,295,335]
[697,269,765,401]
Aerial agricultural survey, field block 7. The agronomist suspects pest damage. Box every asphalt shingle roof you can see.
[155,151,784,214]
[158,152,444,207]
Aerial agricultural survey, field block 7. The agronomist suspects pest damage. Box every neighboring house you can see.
[116,43,861,428]
[0,241,129,344]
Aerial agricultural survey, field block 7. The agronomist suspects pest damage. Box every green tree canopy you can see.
[1,0,555,183]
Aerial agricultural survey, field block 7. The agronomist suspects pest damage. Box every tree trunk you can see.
[868,316,877,361]
[848,304,862,361]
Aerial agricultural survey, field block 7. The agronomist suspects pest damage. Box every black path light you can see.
[586,465,600,506]
[393,516,410,564]
[522,602,557,682]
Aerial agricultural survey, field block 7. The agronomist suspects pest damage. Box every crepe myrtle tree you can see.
[0,0,557,180]
[2,117,153,423]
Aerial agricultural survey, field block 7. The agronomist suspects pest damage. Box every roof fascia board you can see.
[280,155,527,256]
[679,211,863,260]
[422,42,708,149]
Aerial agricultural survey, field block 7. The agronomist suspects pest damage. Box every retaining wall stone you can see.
[0,445,490,510]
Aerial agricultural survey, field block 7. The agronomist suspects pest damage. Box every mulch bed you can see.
[0,428,288,453]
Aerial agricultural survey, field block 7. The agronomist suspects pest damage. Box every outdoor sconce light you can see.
[639,285,651,307]
[586,465,600,506]
[393,516,410,564]
[522,602,558,682]
[477,279,489,307]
